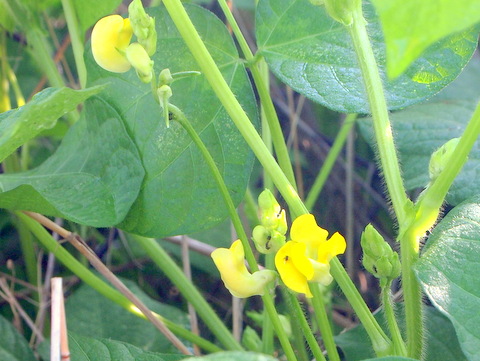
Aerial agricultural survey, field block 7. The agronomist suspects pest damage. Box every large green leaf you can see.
[0,97,144,226]
[416,195,480,361]
[335,307,467,361]
[357,56,480,206]
[73,0,122,33]
[0,315,36,361]
[255,0,478,113]
[66,281,189,353]
[182,351,279,361]
[86,5,257,237]
[68,333,184,361]
[0,86,103,163]
[371,0,480,78]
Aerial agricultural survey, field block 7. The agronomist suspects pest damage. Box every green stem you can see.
[61,0,87,88]
[16,219,38,288]
[169,104,257,272]
[417,101,480,227]
[161,0,305,218]
[305,113,357,210]
[398,102,480,357]
[348,6,409,226]
[310,284,339,361]
[286,290,326,361]
[381,283,407,356]
[161,1,389,353]
[169,104,297,360]
[132,234,243,351]
[330,257,391,356]
[164,0,389,350]
[399,227,423,358]
[216,0,296,188]
[262,292,298,361]
[16,212,219,353]
[262,254,275,355]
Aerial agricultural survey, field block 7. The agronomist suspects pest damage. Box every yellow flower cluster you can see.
[212,213,346,298]
[90,0,156,82]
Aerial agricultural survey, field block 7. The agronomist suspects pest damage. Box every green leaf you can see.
[0,315,36,361]
[255,0,478,113]
[0,86,103,163]
[73,0,122,34]
[416,195,480,361]
[335,306,467,361]
[68,333,184,361]
[86,5,257,237]
[66,281,189,353]
[357,56,480,206]
[182,351,279,361]
[0,97,144,226]
[371,0,480,78]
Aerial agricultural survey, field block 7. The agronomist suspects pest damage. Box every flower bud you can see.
[126,42,153,83]
[252,225,286,254]
[91,15,133,73]
[242,326,262,352]
[323,0,360,26]
[258,189,288,233]
[128,0,157,56]
[361,224,401,283]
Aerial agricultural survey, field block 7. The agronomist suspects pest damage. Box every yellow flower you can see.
[211,240,276,298]
[275,214,346,297]
[91,15,133,73]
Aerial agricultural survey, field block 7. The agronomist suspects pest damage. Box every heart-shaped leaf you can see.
[0,97,144,226]
[255,0,478,113]
[416,195,480,361]
[86,5,257,237]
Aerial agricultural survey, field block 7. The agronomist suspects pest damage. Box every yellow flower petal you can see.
[275,241,313,297]
[211,240,275,298]
[317,232,347,263]
[91,15,133,73]
[290,214,328,251]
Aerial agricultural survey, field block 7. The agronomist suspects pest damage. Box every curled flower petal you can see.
[91,15,133,73]
[317,232,347,264]
[212,240,276,298]
[275,241,313,297]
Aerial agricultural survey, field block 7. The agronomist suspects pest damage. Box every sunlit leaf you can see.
[256,0,477,113]
[371,0,480,78]
[0,86,103,163]
[0,97,144,226]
